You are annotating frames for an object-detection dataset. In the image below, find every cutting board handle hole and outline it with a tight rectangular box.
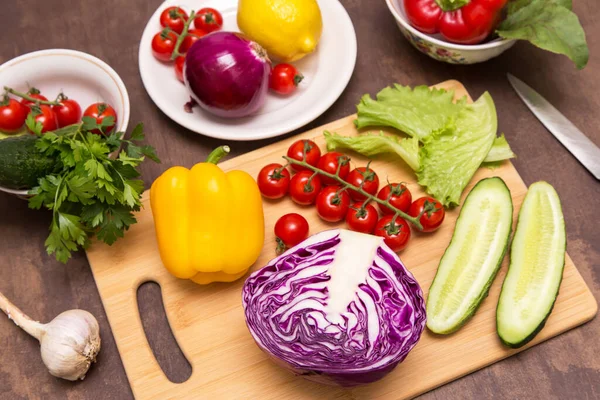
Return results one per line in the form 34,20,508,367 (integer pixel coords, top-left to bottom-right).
137,281,192,383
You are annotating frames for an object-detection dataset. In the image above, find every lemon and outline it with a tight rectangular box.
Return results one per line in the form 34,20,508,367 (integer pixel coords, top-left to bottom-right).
237,0,323,62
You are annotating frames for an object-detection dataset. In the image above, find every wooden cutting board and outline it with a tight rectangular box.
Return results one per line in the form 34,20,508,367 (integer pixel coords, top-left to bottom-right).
86,80,597,400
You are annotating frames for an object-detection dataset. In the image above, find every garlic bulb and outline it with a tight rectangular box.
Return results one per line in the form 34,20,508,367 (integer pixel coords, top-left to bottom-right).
0,290,101,381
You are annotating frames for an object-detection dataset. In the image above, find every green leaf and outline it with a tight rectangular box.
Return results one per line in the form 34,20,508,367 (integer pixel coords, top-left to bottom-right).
324,131,420,171
81,202,105,228
129,123,145,141
45,225,74,263
484,134,516,163
25,113,43,136
354,85,466,140
82,116,100,131
417,92,498,207
67,175,96,204
118,150,143,167
57,212,87,245
96,205,137,245
497,0,588,69
140,145,161,163
507,0,571,13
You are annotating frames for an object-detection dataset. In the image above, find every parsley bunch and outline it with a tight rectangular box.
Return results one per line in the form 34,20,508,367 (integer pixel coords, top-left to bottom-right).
27,116,160,263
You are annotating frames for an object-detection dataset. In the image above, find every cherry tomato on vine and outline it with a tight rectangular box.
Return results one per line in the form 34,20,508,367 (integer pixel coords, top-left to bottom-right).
0,97,28,133
194,8,223,33
270,64,304,95
160,6,189,34
29,105,58,134
346,202,378,234
346,165,380,202
175,55,186,83
20,89,48,109
274,213,309,254
377,183,412,215
52,96,82,128
316,186,350,222
180,28,207,53
257,163,291,199
408,197,445,232
152,30,178,62
316,152,350,185
287,139,321,172
375,215,411,252
289,170,322,205
83,102,117,135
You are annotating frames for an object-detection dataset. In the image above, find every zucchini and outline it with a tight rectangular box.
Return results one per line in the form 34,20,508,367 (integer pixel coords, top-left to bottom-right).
497,181,566,348
427,177,513,334
0,135,57,190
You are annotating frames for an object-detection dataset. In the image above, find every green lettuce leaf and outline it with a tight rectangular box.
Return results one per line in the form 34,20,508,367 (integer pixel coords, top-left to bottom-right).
324,131,420,171
486,134,516,162
497,0,588,69
355,85,466,140
417,92,497,207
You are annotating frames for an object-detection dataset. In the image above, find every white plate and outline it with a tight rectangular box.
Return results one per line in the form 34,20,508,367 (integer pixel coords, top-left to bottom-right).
139,0,357,141
0,49,130,197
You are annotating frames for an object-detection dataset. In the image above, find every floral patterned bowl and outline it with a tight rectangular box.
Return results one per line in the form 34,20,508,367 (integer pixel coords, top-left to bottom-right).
386,0,516,64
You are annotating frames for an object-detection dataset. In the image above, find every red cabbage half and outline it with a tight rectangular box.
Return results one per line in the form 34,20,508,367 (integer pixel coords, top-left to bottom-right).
242,229,426,386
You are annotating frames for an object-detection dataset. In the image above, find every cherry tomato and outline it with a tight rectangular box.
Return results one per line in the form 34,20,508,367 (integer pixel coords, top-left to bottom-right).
289,171,322,205
160,6,189,34
274,213,309,254
377,183,412,215
175,55,186,83
0,97,28,133
83,102,117,135
346,202,379,234
316,186,350,223
29,105,58,134
180,28,207,53
408,197,445,232
346,165,380,202
287,139,321,172
152,30,178,62
375,215,411,252
20,90,48,109
52,97,82,128
257,163,291,199
194,8,223,33
270,64,304,95
316,152,350,185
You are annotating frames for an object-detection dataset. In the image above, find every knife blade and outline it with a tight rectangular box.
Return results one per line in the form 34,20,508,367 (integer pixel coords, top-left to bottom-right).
507,73,600,180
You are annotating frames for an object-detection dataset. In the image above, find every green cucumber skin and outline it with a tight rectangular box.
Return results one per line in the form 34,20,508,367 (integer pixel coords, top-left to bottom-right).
0,135,57,189
427,177,513,335
496,181,566,348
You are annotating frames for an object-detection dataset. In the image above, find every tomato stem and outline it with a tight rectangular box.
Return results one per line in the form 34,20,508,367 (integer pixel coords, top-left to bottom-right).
171,10,197,60
283,156,423,230
4,86,60,106
206,145,230,164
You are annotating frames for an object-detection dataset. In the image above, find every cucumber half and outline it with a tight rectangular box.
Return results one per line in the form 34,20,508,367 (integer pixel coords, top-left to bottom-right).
497,181,566,348
427,177,513,334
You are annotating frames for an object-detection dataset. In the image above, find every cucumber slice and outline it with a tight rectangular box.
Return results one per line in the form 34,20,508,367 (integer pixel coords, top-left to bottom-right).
497,181,566,348
427,177,513,334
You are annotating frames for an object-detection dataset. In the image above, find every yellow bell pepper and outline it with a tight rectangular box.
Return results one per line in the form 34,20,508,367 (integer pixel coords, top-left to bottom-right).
150,146,264,284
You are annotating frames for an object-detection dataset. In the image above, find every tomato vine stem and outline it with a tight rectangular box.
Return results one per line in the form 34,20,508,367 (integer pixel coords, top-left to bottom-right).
282,155,424,231
4,86,60,106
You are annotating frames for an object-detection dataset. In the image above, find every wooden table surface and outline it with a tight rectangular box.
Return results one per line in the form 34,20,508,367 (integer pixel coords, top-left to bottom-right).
1,0,599,399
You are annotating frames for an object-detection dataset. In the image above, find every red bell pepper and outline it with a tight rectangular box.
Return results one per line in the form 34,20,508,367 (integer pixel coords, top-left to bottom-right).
403,0,508,45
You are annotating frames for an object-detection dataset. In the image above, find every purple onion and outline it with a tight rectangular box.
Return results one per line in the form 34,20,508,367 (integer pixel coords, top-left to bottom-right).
184,31,271,118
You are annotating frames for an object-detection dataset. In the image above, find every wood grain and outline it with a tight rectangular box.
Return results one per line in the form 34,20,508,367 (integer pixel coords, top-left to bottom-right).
1,0,600,399
86,81,597,400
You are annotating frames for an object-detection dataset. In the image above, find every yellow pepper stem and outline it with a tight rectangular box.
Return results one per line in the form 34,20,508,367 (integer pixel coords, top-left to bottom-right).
206,146,231,164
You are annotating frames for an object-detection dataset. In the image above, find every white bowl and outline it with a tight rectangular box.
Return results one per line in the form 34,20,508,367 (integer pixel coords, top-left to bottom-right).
386,0,516,64
0,49,130,197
